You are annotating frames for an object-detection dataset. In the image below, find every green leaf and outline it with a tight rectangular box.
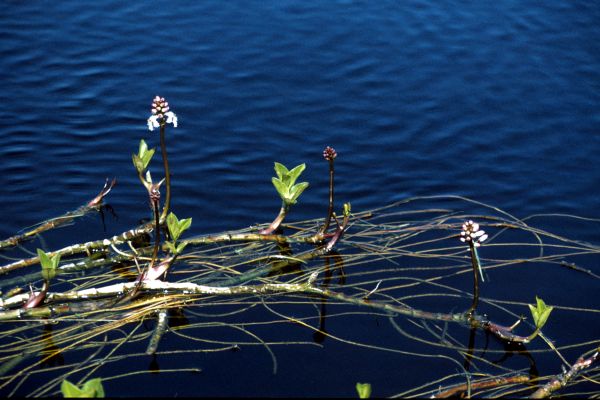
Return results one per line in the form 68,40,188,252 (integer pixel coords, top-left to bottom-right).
286,163,306,187
141,148,155,170
138,139,149,158
271,177,289,201
61,379,84,398
176,242,188,254
273,162,289,180
81,378,104,398
51,254,61,269
61,378,104,398
167,213,180,240
132,154,144,173
343,202,352,217
356,382,371,399
37,248,51,269
528,296,554,329
165,241,177,254
178,217,192,234
38,249,58,281
288,182,309,204
167,213,192,242
134,140,155,173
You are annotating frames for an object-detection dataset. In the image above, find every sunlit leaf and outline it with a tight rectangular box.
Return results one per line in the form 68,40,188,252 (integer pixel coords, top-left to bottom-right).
81,378,105,398
178,217,192,234
51,254,61,269
289,182,309,204
61,379,84,398
528,296,553,329
37,248,51,268
176,242,188,254
141,148,155,169
356,382,371,399
273,162,289,180
343,202,352,217
132,154,144,173
271,177,289,201
167,213,180,240
165,241,177,254
287,163,306,186
61,378,105,398
38,249,59,281
138,139,149,158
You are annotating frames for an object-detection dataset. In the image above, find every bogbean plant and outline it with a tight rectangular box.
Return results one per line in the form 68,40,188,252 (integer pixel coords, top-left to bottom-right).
459,220,553,343
22,95,554,337
259,162,309,234
24,249,60,309
15,96,560,397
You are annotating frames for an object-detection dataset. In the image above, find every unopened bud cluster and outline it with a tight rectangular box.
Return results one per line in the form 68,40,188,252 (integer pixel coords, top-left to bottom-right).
323,146,337,161
460,220,488,247
151,96,170,117
147,96,178,131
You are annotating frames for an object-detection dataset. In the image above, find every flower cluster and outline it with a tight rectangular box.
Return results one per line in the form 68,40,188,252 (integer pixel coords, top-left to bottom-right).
460,220,488,247
147,96,178,131
323,146,337,161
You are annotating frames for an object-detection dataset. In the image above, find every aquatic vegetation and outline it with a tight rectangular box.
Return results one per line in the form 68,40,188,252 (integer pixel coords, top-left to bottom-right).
61,378,104,398
356,382,372,398
0,98,598,398
259,162,309,235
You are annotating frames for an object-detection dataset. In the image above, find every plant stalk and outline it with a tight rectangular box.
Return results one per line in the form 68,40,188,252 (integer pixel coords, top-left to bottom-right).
159,123,170,223
259,204,289,235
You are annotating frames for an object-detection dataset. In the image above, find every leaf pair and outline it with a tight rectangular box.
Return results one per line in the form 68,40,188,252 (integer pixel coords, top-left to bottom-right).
271,162,309,206
37,249,60,281
132,139,155,174
61,378,104,398
356,382,371,399
165,212,192,255
528,296,553,330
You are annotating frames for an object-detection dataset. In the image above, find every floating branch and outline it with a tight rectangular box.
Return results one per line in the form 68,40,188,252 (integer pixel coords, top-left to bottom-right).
530,347,600,398
431,375,530,398
0,222,153,276
0,178,116,250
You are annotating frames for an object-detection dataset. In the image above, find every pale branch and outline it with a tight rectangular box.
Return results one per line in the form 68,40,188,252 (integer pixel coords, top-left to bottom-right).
431,375,530,398
529,347,600,398
0,223,153,276
146,309,169,355
0,272,534,346
0,221,339,277
183,231,323,246
0,273,320,312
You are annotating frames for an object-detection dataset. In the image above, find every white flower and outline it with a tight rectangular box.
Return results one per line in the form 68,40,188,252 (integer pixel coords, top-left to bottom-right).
460,220,487,246
147,115,160,131
165,111,178,128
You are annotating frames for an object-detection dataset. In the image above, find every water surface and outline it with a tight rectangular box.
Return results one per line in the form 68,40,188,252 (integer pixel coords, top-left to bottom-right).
0,1,598,397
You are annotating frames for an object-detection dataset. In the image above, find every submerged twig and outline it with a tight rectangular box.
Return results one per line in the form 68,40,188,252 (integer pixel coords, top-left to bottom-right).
146,309,169,355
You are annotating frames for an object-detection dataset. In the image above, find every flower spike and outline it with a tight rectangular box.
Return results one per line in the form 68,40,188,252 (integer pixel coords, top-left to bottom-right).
147,96,178,131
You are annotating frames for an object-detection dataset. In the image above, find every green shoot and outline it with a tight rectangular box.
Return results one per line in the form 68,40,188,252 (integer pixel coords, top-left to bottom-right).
132,139,155,174
165,212,192,255
356,382,371,399
526,296,554,342
61,378,104,398
37,249,60,281
272,162,309,206
528,296,553,330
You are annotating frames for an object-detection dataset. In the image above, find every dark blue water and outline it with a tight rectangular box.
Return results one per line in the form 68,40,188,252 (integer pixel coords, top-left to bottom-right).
1,1,599,397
